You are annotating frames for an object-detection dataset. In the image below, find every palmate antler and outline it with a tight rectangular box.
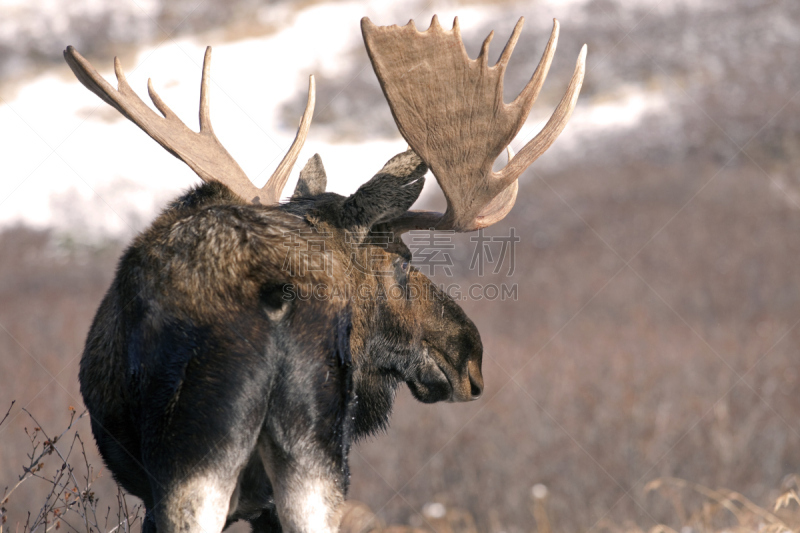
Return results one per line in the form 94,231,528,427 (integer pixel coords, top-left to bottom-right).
63,46,314,205
362,16,586,232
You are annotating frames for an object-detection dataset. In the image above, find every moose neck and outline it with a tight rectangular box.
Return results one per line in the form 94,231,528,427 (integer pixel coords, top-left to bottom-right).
350,366,401,438
338,249,407,439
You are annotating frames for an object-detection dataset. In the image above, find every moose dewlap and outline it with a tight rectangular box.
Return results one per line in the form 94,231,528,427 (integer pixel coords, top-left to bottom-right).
69,14,585,533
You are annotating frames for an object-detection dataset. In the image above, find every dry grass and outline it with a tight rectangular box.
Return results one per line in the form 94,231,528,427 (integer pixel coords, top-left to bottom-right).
0,229,126,532
335,476,800,533
0,401,142,533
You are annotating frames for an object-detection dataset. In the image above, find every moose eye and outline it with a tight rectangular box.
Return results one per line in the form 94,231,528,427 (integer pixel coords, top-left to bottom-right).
401,261,409,272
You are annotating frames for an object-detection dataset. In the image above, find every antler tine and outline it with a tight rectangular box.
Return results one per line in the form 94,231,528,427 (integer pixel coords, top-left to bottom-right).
262,75,316,204
362,16,586,233
496,18,524,69
513,19,559,112
199,46,213,133
477,31,494,68
64,46,315,205
496,43,586,190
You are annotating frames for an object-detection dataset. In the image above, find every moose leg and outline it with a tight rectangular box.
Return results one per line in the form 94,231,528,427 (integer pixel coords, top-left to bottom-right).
150,471,241,533
257,440,344,533
142,509,157,533
139,372,267,532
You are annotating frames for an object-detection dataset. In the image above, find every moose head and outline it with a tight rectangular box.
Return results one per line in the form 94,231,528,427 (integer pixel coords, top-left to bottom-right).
69,15,585,533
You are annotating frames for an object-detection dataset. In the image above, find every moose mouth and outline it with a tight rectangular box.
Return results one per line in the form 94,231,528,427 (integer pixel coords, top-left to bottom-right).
404,344,455,403
406,375,451,404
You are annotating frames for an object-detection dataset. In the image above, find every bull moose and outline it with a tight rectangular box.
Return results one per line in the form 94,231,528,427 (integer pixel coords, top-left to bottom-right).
68,14,586,533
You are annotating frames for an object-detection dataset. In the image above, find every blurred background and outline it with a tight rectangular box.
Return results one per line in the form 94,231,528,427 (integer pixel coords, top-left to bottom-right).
2,0,800,532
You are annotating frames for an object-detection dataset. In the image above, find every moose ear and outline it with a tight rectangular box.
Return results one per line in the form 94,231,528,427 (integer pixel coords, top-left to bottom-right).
341,150,426,231
292,154,327,198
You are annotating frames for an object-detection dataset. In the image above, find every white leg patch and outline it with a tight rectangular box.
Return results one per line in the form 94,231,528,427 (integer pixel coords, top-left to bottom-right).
258,440,344,533
290,478,336,533
160,476,233,533
271,466,343,533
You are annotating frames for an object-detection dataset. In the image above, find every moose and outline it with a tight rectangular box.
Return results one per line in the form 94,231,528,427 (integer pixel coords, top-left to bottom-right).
68,14,585,533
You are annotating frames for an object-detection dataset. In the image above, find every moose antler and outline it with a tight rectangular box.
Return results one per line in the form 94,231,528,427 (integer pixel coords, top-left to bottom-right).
362,16,586,232
63,46,315,205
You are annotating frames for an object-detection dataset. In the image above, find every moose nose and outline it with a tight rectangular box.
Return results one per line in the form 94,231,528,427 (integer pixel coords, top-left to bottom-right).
467,358,483,400
468,370,483,400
